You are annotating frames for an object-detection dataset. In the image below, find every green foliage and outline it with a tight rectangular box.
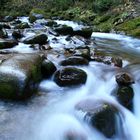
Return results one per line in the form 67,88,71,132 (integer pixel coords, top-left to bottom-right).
93,0,123,13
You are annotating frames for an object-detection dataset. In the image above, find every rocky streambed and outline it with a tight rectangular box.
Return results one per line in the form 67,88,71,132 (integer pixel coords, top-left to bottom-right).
0,15,140,140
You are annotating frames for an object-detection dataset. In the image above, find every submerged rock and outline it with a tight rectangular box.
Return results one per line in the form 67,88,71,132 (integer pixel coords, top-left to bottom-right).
23,33,48,45
0,39,18,49
60,56,89,66
53,67,87,87
0,54,42,100
115,72,135,86
41,59,57,78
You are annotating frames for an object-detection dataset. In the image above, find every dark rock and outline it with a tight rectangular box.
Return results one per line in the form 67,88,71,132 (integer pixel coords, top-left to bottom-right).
74,47,91,60
41,59,57,78
12,30,23,39
54,25,73,35
0,54,42,100
0,39,18,49
0,29,8,38
116,72,135,86
116,86,134,110
60,56,89,66
53,67,87,87
111,57,123,67
90,104,116,138
23,33,48,45
46,20,57,27
73,28,93,38
0,23,11,29
15,22,30,29
3,16,14,22
29,13,44,23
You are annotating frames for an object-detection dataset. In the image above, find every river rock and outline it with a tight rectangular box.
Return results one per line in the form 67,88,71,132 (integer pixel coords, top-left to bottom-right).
60,56,89,66
29,13,44,23
23,33,48,45
53,67,87,87
0,29,8,38
116,86,134,110
115,72,135,86
12,30,23,39
45,20,57,27
111,57,123,67
3,16,14,22
73,27,93,38
54,25,73,35
89,104,116,138
75,98,117,138
0,39,18,49
15,22,30,29
41,59,57,78
0,54,42,100
0,23,11,29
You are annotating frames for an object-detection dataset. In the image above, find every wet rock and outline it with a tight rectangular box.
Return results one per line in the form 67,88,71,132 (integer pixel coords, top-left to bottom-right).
0,54,42,100
111,57,123,67
29,13,44,23
53,67,87,87
0,29,8,38
60,56,89,66
75,97,120,138
41,59,57,78
89,104,116,138
116,86,134,110
15,22,30,29
54,25,73,35
0,39,18,49
74,47,91,60
73,27,93,38
0,23,11,29
45,20,57,27
115,72,135,86
3,16,14,22
12,30,23,39
23,33,48,45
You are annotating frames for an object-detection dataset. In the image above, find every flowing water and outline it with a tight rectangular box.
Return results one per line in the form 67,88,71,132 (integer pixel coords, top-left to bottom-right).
0,17,140,140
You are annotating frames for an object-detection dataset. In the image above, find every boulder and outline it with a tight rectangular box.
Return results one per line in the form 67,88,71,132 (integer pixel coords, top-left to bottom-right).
0,54,42,100
60,56,89,66
53,67,87,87
0,29,8,38
0,39,18,49
73,28,93,38
115,72,135,86
41,59,57,78
116,86,134,110
29,13,44,23
12,30,23,39
111,57,123,67
45,20,57,27
54,25,73,35
3,16,14,22
23,33,48,45
90,104,116,138
0,23,11,29
15,22,30,29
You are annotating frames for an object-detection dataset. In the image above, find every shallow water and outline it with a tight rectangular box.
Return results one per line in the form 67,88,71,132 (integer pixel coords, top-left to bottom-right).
0,18,140,140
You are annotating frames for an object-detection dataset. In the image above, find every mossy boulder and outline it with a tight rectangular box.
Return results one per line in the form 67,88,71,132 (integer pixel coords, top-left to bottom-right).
23,33,48,45
53,67,87,87
0,54,43,100
29,13,44,23
0,39,18,49
41,59,57,78
60,56,89,66
45,20,57,27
